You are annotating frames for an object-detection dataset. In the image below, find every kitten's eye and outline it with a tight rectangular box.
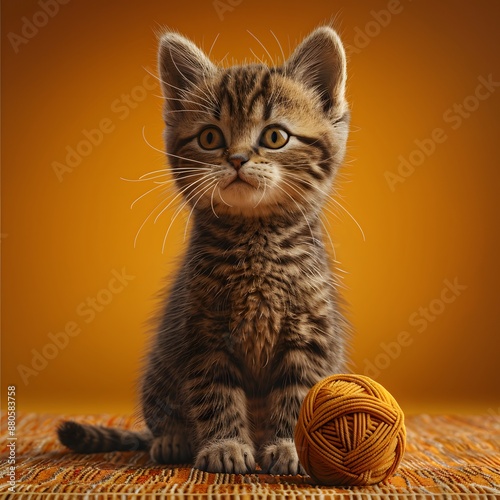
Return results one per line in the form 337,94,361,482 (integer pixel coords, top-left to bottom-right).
260,127,289,149
198,127,225,150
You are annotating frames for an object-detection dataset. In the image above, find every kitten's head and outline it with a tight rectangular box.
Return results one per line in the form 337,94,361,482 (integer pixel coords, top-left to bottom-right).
158,27,349,219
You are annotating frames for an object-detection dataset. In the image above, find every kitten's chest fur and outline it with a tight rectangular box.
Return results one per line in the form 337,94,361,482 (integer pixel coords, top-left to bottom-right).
226,230,285,380
188,218,314,384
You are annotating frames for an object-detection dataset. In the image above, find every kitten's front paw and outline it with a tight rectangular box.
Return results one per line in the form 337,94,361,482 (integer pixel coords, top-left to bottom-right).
150,434,192,464
259,439,305,475
194,439,256,474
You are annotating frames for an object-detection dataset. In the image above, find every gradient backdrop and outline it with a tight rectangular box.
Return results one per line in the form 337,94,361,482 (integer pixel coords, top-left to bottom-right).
2,0,499,416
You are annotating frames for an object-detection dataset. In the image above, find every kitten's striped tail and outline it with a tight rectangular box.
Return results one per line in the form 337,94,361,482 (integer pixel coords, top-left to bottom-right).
57,421,152,453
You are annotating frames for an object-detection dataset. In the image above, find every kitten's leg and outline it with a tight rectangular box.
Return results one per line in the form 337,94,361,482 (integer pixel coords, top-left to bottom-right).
259,386,307,475
149,418,192,464
186,356,255,474
142,369,193,464
259,349,320,475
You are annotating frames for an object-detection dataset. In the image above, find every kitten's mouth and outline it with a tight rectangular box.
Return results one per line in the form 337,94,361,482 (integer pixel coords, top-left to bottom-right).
230,178,250,187
224,172,258,190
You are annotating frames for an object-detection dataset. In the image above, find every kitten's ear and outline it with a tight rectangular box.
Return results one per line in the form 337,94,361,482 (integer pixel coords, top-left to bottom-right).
284,27,347,113
158,32,216,106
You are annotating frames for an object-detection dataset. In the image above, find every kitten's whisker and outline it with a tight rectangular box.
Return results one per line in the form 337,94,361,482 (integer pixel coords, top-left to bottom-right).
160,167,211,175
247,30,276,67
121,174,169,183
142,65,159,79
283,171,339,206
126,168,209,184
184,180,217,241
319,215,337,263
284,172,338,208
173,167,212,171
162,177,216,253
154,174,215,224
133,173,213,248
208,33,220,60
317,192,365,242
279,177,310,204
151,171,211,187
162,96,213,112
217,186,233,207
131,182,168,209
140,169,169,179
210,182,220,218
249,49,272,71
163,151,221,169
142,127,167,156
322,204,343,222
218,52,229,66
270,30,286,66
253,177,268,209
134,190,171,248
282,171,365,242
275,183,317,246
164,175,216,224
282,172,336,201
278,178,323,245
161,200,189,254
200,60,219,107
174,172,214,182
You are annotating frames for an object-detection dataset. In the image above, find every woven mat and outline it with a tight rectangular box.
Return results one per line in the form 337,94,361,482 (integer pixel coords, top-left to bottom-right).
1,412,499,499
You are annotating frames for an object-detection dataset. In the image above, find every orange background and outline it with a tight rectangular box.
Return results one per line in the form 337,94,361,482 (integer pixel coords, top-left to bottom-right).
2,0,499,416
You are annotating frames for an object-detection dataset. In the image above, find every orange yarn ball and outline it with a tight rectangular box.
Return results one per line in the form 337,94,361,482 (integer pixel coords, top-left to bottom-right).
295,374,406,486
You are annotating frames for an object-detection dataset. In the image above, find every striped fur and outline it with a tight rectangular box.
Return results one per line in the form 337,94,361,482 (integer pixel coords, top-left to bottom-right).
58,27,351,475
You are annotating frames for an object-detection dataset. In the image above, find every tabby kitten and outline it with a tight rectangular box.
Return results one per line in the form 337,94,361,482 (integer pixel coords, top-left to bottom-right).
58,26,350,475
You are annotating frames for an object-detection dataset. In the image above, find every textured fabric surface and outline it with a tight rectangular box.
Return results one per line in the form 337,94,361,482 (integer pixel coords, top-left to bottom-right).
1,412,499,499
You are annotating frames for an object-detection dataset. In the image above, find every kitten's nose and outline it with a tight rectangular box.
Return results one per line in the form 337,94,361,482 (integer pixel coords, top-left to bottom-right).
228,153,249,171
